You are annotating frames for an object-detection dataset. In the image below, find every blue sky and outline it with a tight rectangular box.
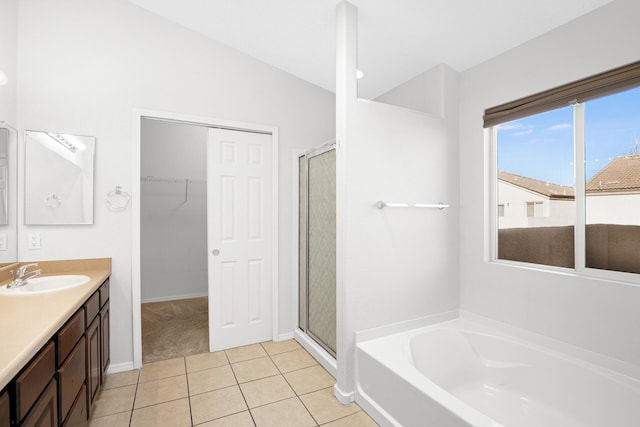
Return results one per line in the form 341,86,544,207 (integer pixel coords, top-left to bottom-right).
497,86,640,186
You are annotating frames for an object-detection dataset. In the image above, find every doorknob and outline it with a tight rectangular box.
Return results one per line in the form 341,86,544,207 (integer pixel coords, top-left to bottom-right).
212,249,220,256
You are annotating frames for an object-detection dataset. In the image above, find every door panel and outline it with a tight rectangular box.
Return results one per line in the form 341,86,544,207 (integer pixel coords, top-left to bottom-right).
208,128,272,351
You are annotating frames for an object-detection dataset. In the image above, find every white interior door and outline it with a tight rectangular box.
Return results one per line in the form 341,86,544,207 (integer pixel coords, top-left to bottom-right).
207,128,273,351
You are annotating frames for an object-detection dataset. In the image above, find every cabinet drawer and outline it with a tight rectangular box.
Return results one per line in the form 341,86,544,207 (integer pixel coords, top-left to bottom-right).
62,383,87,427
0,389,9,427
15,341,55,422
99,280,109,307
57,309,85,365
85,291,100,326
58,337,86,424
21,378,57,427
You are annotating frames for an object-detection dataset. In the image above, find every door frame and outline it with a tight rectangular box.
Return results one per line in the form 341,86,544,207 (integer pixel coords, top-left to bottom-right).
131,108,279,369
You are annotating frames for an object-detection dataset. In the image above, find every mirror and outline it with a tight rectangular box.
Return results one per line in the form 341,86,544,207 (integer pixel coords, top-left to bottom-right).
0,128,8,225
25,130,95,225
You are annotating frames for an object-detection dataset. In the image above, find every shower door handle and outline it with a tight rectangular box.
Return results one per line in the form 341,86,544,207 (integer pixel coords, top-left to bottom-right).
212,249,220,256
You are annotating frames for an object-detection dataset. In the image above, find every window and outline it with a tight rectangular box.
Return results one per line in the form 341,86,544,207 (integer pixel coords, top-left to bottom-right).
487,61,640,275
526,202,544,217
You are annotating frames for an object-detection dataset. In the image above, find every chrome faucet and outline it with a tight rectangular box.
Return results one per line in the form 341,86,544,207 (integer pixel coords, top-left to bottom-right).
7,263,42,289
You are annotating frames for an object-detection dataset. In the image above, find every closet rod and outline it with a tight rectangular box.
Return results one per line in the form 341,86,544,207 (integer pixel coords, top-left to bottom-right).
376,201,449,210
141,176,206,203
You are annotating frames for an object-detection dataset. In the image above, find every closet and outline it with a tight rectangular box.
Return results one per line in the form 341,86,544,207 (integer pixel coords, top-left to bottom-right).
140,118,209,363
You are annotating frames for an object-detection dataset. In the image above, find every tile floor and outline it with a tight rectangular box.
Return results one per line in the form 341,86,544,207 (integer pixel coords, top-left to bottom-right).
89,340,379,426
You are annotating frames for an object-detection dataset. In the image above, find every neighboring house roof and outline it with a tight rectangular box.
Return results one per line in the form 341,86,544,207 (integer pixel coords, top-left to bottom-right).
498,172,575,199
585,154,640,193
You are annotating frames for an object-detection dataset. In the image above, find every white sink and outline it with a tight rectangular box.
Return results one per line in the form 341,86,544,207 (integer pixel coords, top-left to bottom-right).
0,275,91,295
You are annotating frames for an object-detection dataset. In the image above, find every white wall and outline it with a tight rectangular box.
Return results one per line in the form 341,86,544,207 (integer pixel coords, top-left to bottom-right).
140,119,208,302
0,0,19,263
460,0,640,368
336,2,460,396
374,65,448,116
586,194,640,225
498,182,575,228
16,0,335,369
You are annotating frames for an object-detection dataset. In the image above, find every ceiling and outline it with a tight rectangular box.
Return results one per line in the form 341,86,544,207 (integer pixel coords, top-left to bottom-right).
127,0,612,99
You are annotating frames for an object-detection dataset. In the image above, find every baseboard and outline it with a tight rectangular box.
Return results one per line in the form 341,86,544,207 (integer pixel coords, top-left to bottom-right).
106,361,136,374
141,292,208,304
277,331,295,341
334,383,355,404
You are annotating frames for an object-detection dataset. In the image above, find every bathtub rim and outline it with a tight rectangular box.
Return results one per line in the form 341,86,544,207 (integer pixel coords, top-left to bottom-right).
355,313,640,427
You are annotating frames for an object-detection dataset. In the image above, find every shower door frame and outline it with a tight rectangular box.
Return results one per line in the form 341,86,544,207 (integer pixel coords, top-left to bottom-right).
295,141,337,364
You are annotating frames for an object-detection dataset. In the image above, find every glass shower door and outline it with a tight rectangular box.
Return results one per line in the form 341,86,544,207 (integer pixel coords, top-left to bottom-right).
298,147,336,356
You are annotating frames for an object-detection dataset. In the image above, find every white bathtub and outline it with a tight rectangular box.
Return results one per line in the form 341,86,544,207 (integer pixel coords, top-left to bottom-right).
356,319,640,427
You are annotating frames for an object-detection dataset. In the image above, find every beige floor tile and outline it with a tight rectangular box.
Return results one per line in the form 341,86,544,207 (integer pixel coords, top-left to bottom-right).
139,357,186,382
270,349,317,373
134,374,188,408
186,350,229,372
102,370,140,390
131,398,192,427
88,411,132,427
196,411,255,426
300,388,360,425
91,385,136,418
190,385,248,425
321,411,379,426
284,365,335,395
188,364,237,395
239,375,295,408
231,356,279,383
251,397,315,427
225,343,268,363
260,339,302,355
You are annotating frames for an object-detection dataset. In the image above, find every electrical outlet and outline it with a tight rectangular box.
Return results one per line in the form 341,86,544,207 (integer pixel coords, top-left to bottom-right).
28,232,41,250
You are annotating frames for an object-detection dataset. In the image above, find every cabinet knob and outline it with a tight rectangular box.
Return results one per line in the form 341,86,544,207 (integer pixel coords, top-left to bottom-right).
212,249,220,256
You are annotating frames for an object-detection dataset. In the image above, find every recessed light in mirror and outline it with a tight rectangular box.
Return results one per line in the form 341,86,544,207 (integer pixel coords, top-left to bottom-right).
356,69,365,80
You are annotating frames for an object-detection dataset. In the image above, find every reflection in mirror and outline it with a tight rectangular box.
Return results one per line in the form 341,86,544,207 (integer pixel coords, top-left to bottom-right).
0,128,7,225
25,130,95,225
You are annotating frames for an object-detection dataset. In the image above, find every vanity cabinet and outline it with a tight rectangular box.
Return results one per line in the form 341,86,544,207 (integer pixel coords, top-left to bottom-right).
0,389,9,427
6,277,110,426
15,341,56,424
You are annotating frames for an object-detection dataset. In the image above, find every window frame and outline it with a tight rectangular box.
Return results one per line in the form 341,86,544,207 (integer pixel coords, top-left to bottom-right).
488,99,640,285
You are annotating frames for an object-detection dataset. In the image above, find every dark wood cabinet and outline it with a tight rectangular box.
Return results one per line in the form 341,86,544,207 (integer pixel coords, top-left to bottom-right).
84,318,100,419
57,338,86,425
100,304,110,380
0,389,9,427
15,342,56,423
5,277,110,427
21,379,57,427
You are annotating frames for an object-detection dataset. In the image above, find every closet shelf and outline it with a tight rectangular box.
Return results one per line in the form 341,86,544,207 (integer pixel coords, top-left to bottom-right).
141,176,206,184
141,176,206,203
376,201,449,210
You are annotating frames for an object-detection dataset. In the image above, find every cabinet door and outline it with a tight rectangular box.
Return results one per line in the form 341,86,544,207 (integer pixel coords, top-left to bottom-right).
15,341,55,422
58,337,86,425
21,379,57,427
0,389,9,427
85,318,100,417
100,302,110,380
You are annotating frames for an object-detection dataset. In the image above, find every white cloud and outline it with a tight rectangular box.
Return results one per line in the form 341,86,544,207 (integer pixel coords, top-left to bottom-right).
548,123,572,131
511,129,533,136
498,123,522,130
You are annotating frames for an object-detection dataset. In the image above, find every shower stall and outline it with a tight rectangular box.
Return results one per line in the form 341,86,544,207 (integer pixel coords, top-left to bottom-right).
298,144,337,357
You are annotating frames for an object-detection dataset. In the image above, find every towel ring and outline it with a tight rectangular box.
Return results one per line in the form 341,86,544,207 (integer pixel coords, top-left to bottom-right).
106,186,130,211
44,194,61,208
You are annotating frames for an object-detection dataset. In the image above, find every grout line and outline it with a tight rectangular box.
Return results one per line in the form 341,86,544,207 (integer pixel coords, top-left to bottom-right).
182,357,195,427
